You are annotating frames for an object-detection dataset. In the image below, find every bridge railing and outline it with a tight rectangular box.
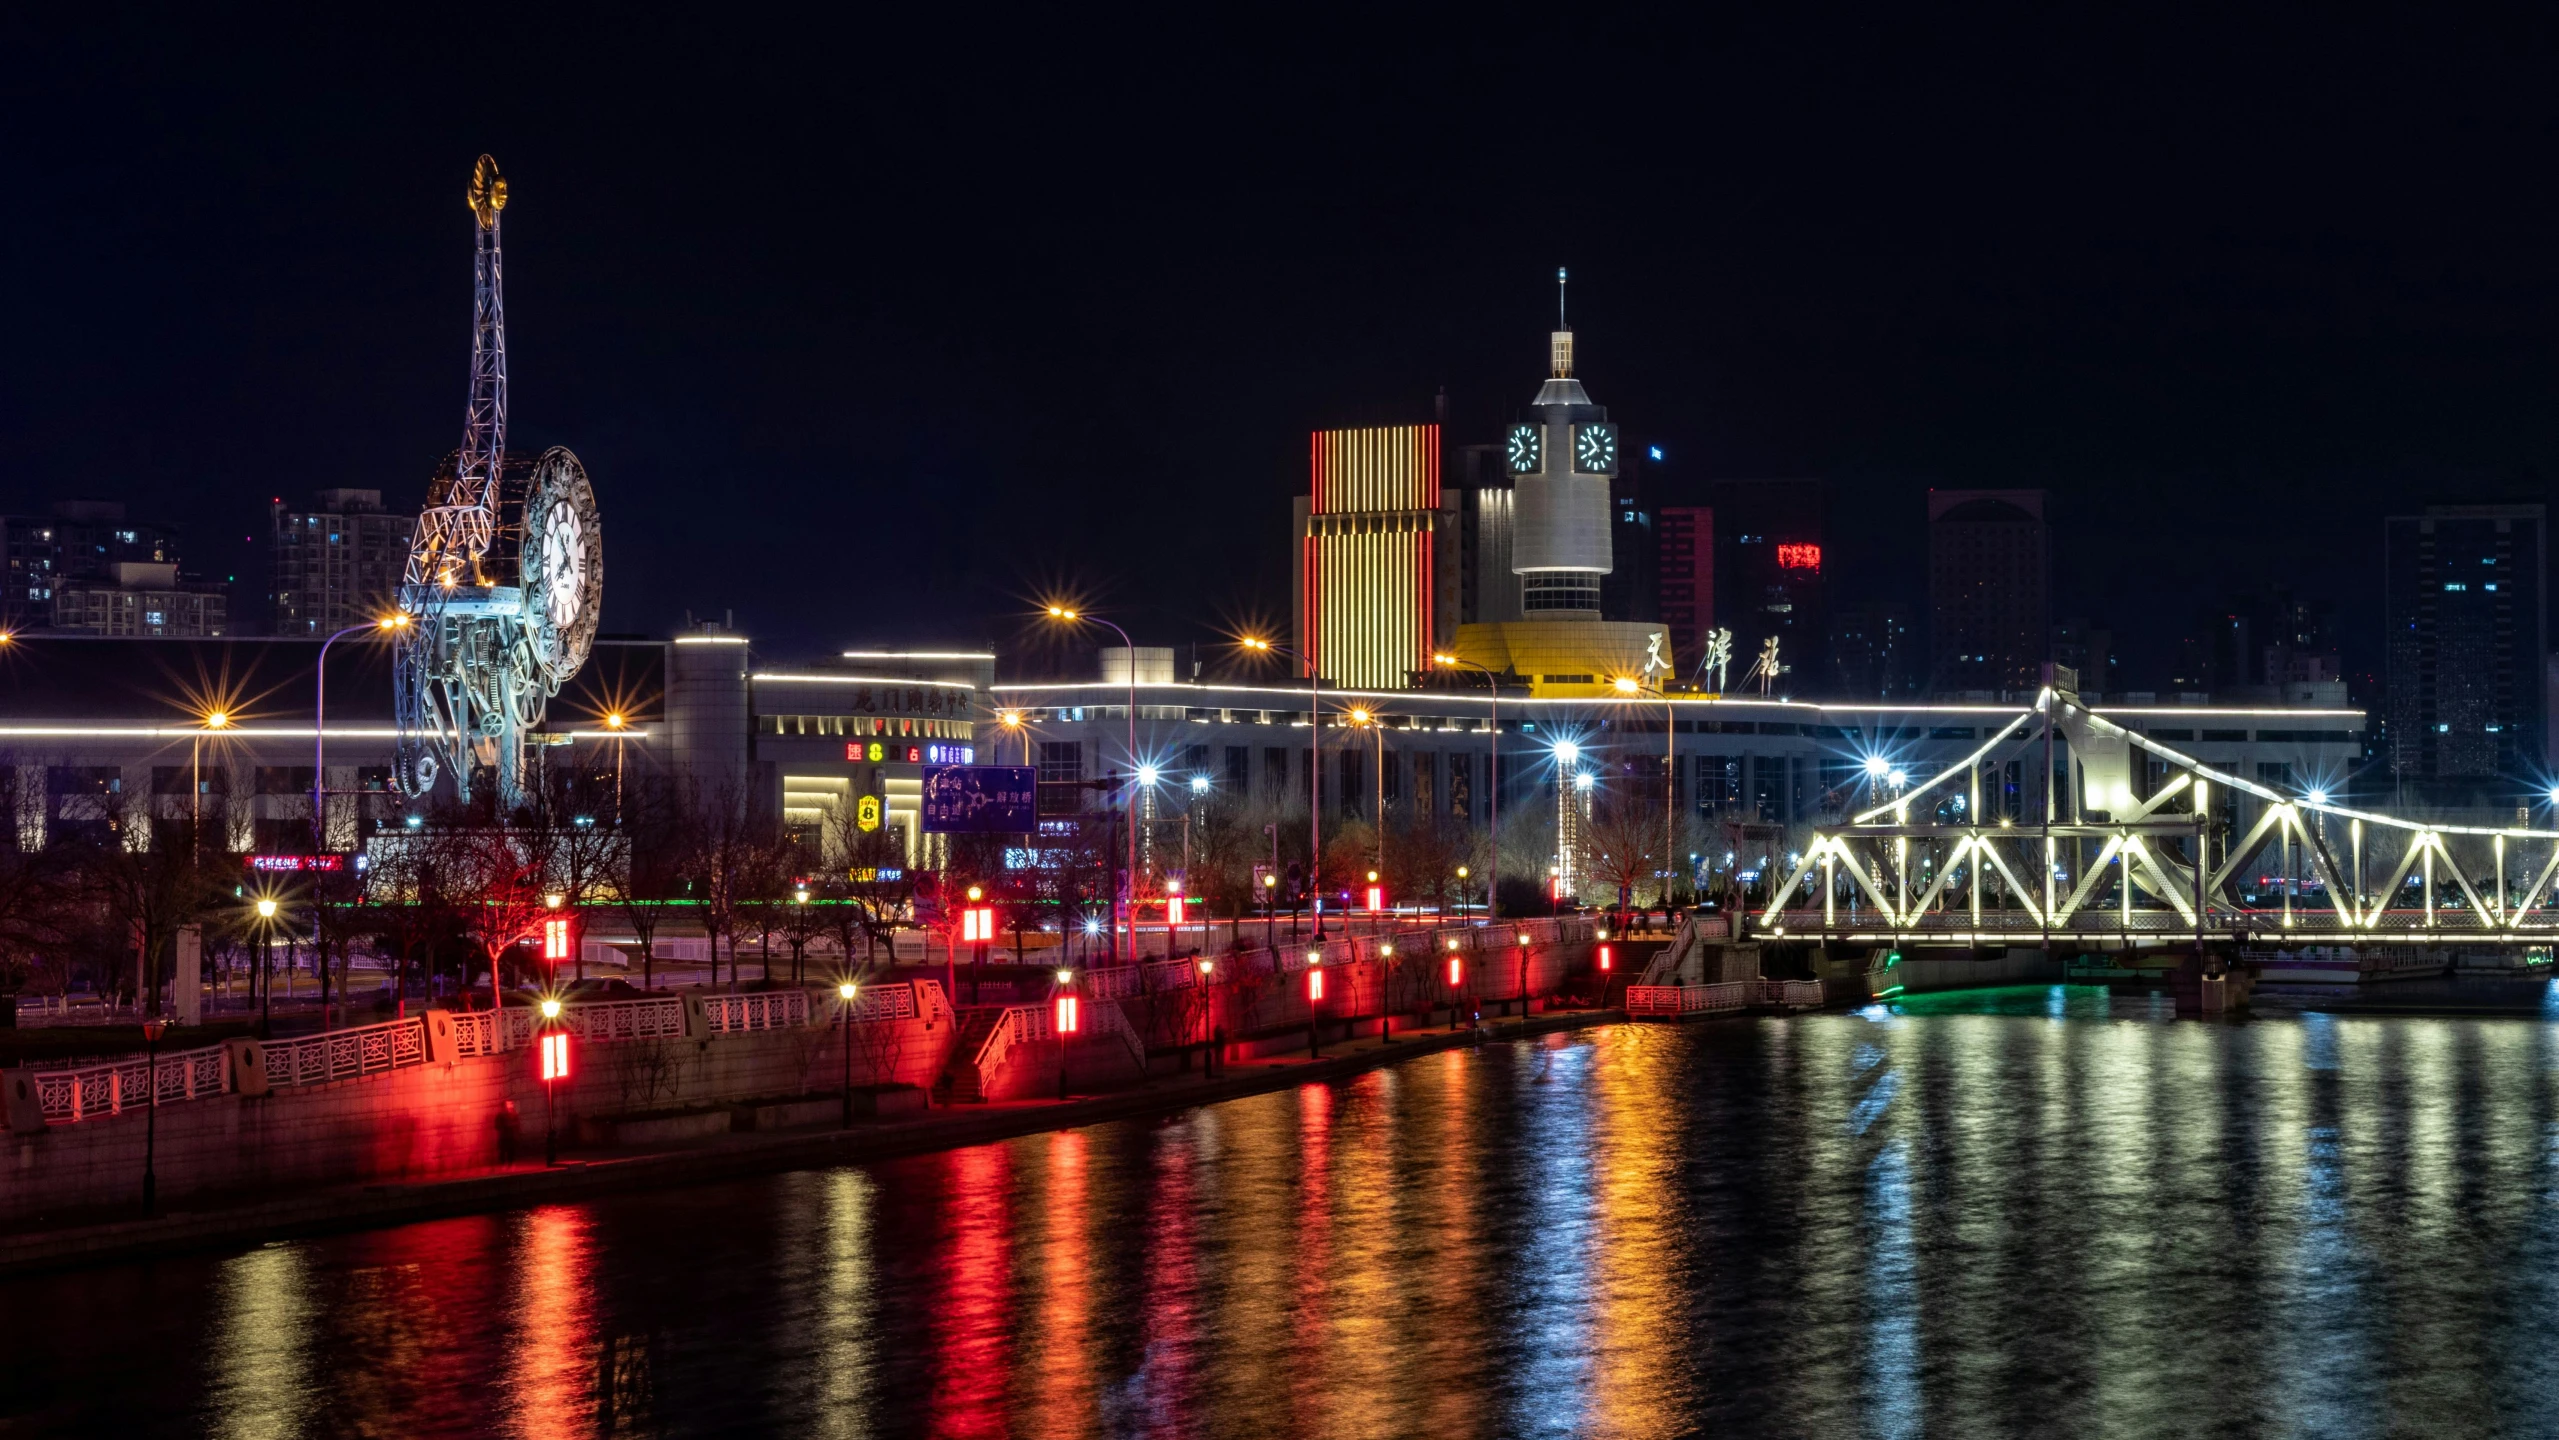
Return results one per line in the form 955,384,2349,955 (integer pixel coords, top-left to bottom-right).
697,990,812,1034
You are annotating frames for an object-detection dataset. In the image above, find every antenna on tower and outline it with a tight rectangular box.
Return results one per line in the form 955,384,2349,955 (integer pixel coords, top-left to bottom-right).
1557,266,1568,329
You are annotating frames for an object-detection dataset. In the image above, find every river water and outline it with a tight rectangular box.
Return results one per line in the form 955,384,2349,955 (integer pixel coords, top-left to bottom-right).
9,987,2559,1438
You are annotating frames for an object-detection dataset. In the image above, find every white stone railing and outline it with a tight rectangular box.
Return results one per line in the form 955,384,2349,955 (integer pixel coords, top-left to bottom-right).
499,995,689,1049
697,989,810,1034
265,1015,428,1089
33,1043,231,1122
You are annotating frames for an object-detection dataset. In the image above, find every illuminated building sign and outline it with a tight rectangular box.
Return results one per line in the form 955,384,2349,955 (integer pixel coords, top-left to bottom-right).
844,741,976,764
247,854,345,873
1776,544,1821,571
855,795,883,832
922,765,1035,833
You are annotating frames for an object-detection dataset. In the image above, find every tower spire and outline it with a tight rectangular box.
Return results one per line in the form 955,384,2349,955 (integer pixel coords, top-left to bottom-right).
1550,266,1573,378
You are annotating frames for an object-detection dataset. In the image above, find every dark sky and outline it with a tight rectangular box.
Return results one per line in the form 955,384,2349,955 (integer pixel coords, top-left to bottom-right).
6,10,2557,687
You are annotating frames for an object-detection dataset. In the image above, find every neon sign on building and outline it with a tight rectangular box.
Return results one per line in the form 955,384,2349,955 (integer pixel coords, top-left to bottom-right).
1775,543,1822,571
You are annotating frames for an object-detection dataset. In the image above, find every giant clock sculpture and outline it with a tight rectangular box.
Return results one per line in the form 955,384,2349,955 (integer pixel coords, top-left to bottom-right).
393,156,604,809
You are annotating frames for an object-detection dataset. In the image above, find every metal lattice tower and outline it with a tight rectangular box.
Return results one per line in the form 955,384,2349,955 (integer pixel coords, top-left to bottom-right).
394,156,605,810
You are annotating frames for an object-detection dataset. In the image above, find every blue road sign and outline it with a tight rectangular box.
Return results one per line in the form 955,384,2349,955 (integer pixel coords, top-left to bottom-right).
922,766,1037,833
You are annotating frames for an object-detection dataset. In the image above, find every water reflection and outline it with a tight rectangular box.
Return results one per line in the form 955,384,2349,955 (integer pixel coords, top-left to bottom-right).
23,995,2559,1436
208,1245,314,1440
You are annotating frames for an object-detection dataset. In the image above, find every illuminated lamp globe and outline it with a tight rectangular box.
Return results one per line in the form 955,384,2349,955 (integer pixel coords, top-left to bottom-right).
539,998,562,1019
1864,755,1889,777
839,982,857,1001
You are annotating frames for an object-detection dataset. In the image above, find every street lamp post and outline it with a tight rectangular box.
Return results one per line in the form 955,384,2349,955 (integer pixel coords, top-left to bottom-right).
140,1017,163,1215
1432,655,1499,929
254,897,279,1037
1054,968,1077,1100
194,709,229,862
1243,638,1326,938
313,614,408,853
837,980,857,1128
1047,609,1141,959
1613,675,1677,924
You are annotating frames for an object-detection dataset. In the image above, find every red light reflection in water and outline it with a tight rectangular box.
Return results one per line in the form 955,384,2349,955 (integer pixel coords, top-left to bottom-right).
1132,1125,1203,1427
929,1142,1017,1438
503,1205,596,1440
1287,1082,1336,1431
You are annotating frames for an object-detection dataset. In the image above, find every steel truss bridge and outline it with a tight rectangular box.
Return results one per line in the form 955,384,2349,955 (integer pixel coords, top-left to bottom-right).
1758,689,2559,950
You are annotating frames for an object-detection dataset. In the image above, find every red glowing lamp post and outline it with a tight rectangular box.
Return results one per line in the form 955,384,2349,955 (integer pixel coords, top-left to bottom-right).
537,998,569,1166
1306,952,1325,1058
1054,968,1079,1100
1445,936,1466,1032
962,887,995,1003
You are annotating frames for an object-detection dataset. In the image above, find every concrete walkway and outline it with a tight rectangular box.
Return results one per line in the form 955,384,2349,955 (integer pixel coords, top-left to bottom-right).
0,1005,1623,1278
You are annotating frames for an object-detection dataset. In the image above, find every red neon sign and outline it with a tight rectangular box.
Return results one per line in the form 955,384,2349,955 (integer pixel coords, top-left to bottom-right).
1055,995,1080,1033
1776,543,1821,571
540,1032,571,1081
247,854,345,873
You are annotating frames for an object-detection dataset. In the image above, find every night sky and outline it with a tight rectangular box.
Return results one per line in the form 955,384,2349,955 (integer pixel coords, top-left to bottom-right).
7,12,2557,688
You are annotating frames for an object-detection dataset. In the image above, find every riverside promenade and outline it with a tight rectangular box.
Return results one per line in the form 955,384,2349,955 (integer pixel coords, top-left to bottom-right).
0,1001,1617,1278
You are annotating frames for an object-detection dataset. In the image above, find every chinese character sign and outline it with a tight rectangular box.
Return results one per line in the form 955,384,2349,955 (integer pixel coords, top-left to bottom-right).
921,766,1037,833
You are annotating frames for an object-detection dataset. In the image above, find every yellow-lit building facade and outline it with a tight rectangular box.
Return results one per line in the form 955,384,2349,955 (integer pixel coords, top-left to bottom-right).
1293,424,1452,690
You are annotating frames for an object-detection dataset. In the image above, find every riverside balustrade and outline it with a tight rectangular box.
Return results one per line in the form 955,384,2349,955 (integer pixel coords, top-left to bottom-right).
1625,978,1827,1018
33,1043,231,1122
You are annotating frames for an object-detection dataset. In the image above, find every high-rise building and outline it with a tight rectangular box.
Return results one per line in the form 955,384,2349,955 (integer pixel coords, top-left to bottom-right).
53,561,228,637
1657,505,1713,676
1710,480,1825,691
0,501,184,630
2384,503,2548,791
271,489,418,636
1927,489,2048,694
1601,443,1658,624
1829,602,1915,699
1292,425,1451,689
1450,442,1521,625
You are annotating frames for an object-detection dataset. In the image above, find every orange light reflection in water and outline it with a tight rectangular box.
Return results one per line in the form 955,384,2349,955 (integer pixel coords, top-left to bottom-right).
1320,1070,1406,1440
1024,1127,1095,1436
1416,1047,1487,1435
502,1205,597,1440
929,1142,1017,1438
1583,1027,1690,1438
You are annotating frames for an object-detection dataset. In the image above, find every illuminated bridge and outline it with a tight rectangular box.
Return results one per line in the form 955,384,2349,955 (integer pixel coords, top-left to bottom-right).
1759,686,2559,950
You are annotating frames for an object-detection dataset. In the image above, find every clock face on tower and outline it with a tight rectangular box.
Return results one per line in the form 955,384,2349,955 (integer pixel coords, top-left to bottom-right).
1506,423,1542,475
1573,422,1618,475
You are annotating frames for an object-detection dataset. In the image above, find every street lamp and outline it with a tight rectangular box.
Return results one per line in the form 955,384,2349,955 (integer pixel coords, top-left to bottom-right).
1047,607,1142,958
140,1017,164,1215
1612,673,1678,923
313,614,409,853
837,980,858,1127
1243,637,1327,938
1305,950,1325,1057
1454,865,1470,925
1377,939,1395,1043
1344,706,1389,880
254,896,280,1037
1433,654,1500,932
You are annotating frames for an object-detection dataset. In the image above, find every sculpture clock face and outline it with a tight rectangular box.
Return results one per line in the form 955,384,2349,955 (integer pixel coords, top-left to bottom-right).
1506,423,1542,474
542,506,586,632
1573,422,1618,475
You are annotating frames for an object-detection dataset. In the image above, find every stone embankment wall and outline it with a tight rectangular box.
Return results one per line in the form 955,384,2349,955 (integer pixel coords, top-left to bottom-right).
0,1008,957,1225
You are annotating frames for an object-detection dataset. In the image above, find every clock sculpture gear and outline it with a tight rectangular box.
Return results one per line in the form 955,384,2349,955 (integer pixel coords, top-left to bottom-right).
393,155,604,810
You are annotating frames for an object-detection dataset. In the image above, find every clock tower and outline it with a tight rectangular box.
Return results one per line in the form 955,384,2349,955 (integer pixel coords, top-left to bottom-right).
1506,272,1616,618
